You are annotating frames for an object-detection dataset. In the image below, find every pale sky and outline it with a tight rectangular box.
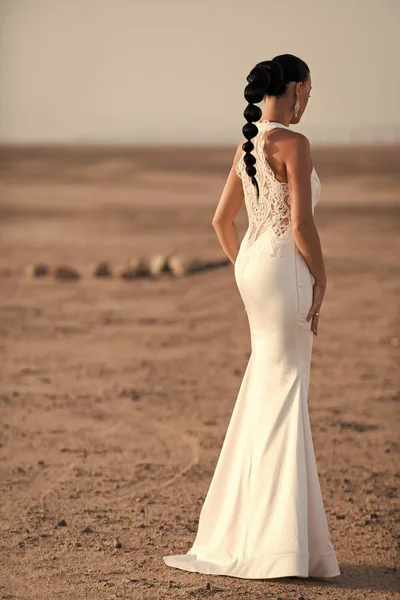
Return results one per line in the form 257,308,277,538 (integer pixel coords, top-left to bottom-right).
0,0,399,145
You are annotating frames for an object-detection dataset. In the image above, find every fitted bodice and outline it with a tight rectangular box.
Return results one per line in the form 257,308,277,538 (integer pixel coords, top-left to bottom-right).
235,120,321,257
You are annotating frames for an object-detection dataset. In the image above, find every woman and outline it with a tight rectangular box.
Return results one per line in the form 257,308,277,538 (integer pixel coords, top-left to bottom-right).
163,54,340,580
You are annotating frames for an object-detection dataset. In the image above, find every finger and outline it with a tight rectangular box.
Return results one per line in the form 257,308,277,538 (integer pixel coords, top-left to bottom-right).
307,302,322,322
306,304,317,321
312,313,319,335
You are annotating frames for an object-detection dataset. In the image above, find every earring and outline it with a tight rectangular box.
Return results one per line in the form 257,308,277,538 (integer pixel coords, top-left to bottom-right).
294,97,300,118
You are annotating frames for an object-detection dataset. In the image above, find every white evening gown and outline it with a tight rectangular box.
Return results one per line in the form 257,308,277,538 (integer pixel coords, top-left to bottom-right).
163,120,340,579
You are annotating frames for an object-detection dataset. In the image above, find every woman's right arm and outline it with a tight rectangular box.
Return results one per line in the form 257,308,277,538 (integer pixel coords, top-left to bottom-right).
285,133,327,334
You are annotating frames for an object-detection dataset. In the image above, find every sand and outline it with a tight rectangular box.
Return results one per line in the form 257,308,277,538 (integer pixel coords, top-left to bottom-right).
0,144,399,599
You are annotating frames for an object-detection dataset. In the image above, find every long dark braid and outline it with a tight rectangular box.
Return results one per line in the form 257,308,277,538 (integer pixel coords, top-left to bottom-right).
241,54,310,198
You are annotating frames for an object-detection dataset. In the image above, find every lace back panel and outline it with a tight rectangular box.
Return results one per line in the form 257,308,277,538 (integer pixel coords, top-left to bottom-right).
235,123,292,257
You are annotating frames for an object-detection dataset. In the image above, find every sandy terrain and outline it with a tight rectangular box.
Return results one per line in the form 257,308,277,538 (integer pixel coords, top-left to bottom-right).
0,144,399,599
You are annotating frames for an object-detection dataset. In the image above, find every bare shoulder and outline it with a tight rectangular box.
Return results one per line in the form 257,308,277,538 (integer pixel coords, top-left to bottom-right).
288,130,311,151
282,130,312,171
266,128,310,150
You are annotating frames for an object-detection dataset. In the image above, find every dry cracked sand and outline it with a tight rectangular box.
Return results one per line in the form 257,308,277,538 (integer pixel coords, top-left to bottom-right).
0,144,399,599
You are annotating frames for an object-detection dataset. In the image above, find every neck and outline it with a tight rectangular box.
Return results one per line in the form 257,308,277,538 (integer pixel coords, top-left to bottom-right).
260,113,291,127
260,100,293,127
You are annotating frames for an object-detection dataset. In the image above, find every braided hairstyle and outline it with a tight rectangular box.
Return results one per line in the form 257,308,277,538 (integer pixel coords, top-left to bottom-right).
241,53,310,198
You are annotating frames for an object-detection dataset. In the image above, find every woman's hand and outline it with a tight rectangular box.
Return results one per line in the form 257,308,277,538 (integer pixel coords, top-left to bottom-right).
306,280,326,335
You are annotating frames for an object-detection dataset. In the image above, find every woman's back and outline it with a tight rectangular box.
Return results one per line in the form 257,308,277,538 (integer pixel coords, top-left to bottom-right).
235,120,321,257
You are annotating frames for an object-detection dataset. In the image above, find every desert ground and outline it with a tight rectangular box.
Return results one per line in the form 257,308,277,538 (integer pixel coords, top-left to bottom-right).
0,144,399,600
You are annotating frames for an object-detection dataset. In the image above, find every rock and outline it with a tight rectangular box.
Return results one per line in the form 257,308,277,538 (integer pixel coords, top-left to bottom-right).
93,261,112,277
364,519,378,526
168,581,182,589
57,519,67,527
26,263,49,277
148,254,172,277
119,388,140,401
117,256,149,279
130,256,150,275
81,526,94,534
169,254,229,276
339,421,378,432
53,265,80,280
167,254,204,277
103,311,113,324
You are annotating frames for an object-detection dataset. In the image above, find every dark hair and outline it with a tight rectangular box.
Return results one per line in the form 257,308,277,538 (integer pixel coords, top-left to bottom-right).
241,54,310,197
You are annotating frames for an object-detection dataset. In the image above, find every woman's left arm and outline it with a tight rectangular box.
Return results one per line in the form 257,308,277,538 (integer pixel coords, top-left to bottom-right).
212,141,245,265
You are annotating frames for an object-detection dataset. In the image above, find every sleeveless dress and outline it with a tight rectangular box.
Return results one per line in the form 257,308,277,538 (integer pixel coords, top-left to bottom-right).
163,120,341,579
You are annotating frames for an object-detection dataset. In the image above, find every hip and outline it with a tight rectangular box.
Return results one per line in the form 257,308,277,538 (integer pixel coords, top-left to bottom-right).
234,233,313,325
